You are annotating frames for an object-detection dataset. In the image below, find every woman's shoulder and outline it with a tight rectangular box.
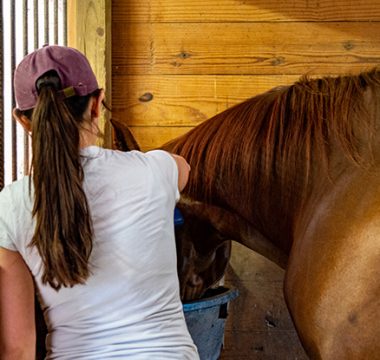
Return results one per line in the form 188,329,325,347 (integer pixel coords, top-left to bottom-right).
144,149,177,168
102,148,175,169
81,146,173,163
0,177,30,206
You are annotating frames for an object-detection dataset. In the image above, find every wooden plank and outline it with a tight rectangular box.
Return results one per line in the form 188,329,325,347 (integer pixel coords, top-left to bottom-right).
124,126,193,151
67,0,112,147
67,0,108,89
112,0,380,23
220,242,308,359
112,22,380,75
112,75,299,126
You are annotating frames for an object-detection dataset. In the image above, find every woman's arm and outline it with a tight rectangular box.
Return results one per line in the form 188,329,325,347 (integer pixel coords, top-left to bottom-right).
170,154,191,192
0,247,35,359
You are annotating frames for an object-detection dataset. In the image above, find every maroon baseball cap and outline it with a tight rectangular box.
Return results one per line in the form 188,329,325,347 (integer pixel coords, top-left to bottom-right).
14,45,99,111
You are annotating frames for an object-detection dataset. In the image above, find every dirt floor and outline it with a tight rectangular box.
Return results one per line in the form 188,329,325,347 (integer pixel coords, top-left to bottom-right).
220,242,308,360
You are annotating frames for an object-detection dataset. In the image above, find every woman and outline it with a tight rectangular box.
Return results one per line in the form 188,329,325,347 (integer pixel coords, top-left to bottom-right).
0,45,198,359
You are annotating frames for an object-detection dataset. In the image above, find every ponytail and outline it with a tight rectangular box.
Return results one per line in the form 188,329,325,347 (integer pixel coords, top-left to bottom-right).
28,79,100,290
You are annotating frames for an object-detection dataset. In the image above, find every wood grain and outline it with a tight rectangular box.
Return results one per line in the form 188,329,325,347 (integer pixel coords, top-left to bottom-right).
123,126,193,150
112,75,299,126
68,0,112,147
112,0,380,23
112,22,380,75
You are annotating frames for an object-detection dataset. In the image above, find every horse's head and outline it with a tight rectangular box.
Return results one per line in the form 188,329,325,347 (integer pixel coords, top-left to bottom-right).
175,201,231,301
175,199,288,300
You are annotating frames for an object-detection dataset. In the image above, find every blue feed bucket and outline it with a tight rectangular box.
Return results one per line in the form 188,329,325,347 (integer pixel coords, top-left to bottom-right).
182,287,239,360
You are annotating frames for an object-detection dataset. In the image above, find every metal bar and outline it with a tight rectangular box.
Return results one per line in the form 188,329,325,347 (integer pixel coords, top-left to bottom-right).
34,0,39,49
23,0,30,176
11,0,17,181
0,0,4,190
54,0,58,44
23,0,28,54
63,0,67,45
44,0,49,44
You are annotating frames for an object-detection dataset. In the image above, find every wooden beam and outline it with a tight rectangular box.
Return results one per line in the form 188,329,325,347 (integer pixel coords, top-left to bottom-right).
112,74,300,126
67,0,112,148
112,22,380,76
112,0,380,23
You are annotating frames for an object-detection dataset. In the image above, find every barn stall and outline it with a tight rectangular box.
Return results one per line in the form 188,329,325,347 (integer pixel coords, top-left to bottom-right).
108,1,380,358
2,0,380,359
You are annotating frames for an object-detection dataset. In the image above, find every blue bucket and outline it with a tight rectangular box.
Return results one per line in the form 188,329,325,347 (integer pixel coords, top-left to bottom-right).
183,287,239,360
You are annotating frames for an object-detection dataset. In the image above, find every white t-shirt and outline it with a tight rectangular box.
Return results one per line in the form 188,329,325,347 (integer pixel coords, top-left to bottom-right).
0,146,199,359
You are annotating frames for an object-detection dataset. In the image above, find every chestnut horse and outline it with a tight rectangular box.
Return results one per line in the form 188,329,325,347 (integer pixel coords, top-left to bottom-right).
114,70,380,359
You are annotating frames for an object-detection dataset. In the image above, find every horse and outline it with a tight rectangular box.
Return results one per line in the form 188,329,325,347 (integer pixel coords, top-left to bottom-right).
113,69,380,359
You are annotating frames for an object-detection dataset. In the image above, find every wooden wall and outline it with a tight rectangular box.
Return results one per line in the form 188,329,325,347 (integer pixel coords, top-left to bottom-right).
112,0,380,150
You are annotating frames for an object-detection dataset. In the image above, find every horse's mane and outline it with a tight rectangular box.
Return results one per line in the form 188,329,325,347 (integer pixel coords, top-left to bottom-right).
163,69,380,213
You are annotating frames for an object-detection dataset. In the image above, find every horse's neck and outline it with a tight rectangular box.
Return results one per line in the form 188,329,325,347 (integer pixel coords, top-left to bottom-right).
179,198,289,269
254,85,380,254
369,87,380,162
221,155,362,257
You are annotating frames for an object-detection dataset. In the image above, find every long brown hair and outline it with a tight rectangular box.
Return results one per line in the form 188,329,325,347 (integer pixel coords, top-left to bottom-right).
21,73,101,290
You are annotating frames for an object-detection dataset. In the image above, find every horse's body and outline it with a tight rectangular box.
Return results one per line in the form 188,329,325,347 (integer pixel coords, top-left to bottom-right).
157,71,380,359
